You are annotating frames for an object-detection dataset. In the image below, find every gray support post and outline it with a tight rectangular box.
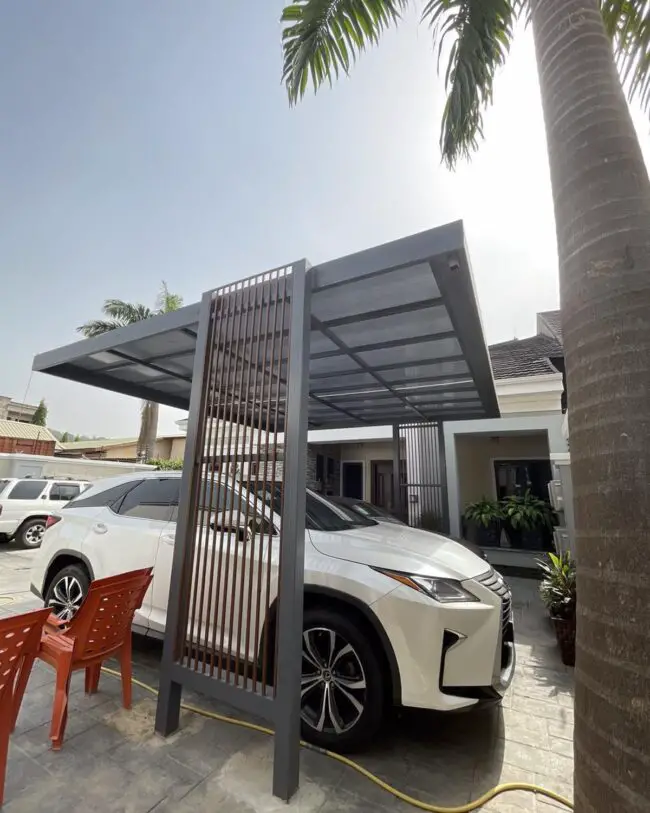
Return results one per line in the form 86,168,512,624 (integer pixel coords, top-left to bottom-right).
272,261,312,801
437,421,450,535
392,423,402,519
155,290,214,737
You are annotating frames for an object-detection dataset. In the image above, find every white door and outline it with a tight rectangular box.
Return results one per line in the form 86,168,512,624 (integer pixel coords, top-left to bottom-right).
81,477,181,628
151,483,279,673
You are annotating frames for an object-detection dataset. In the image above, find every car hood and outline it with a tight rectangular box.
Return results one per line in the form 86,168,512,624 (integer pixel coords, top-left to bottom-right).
309,522,490,581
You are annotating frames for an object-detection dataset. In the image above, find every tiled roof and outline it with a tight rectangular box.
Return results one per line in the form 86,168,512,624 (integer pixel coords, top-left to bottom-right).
0,420,58,442
489,334,564,379
537,310,563,342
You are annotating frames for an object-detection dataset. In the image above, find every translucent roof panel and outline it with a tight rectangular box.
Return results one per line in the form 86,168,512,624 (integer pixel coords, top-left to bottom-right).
32,221,499,428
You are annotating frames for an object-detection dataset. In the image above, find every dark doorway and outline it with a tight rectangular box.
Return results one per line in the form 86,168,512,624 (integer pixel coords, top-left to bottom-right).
494,459,552,501
341,462,363,500
371,460,393,511
493,458,554,551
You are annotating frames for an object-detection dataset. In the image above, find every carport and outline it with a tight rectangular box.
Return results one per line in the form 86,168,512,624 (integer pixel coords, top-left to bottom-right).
32,220,499,801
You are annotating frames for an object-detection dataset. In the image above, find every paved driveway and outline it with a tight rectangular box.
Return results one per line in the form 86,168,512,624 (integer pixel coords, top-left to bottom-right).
0,546,573,812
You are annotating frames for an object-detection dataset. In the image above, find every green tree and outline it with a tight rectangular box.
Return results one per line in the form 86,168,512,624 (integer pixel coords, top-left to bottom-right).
280,2,650,810
31,399,47,427
78,281,183,461
60,431,71,443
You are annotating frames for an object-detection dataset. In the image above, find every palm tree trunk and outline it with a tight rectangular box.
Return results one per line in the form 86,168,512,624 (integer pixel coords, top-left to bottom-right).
137,401,159,461
531,1,650,809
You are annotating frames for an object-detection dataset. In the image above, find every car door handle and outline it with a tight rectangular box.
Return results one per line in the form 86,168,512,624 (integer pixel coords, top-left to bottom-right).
161,533,175,546
92,522,108,535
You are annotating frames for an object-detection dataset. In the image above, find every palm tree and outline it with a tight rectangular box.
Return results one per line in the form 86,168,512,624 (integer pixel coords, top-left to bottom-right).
78,282,183,461
280,2,650,810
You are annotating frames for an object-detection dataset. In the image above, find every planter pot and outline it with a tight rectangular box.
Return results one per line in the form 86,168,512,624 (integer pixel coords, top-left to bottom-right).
465,521,501,547
503,525,546,551
552,615,576,667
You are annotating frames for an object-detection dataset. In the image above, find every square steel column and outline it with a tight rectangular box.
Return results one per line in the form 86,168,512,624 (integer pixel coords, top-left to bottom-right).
392,423,402,520
155,290,214,737
272,260,311,800
437,421,450,534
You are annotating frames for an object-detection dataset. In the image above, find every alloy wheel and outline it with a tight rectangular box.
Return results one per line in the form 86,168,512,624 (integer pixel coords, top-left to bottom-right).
301,626,367,735
48,576,84,621
24,523,45,547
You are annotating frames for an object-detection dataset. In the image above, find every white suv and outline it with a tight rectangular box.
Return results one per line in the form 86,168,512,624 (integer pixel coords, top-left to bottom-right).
29,472,514,750
0,478,90,548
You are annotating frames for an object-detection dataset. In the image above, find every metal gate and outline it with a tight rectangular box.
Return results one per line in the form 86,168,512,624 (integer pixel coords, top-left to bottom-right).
155,261,311,801
396,421,449,534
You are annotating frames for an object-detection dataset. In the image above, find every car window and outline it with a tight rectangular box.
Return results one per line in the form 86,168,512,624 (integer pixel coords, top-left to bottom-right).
329,501,376,528
63,480,142,510
117,478,181,522
6,480,47,500
359,502,398,521
255,486,366,532
49,483,81,502
169,481,244,524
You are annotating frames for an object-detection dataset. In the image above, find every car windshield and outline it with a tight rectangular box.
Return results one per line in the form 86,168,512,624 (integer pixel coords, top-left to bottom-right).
252,484,376,532
356,502,402,522
0,479,10,497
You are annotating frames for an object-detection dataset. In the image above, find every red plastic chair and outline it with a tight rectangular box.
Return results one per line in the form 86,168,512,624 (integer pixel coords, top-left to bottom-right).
37,568,153,750
0,607,51,806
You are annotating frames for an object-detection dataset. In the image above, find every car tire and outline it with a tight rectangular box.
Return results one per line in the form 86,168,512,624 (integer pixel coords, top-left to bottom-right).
17,518,47,549
44,563,90,621
299,606,385,753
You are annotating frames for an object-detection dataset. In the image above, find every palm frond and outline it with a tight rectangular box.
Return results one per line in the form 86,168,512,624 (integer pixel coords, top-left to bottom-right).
76,319,127,337
422,0,518,167
281,0,409,103
602,0,650,114
156,281,184,314
102,299,153,324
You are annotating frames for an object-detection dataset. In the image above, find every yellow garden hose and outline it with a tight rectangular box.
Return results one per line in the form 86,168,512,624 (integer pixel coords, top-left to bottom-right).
101,667,573,812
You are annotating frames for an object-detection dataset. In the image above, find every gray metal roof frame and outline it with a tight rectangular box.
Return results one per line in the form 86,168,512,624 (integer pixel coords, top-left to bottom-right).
33,221,499,426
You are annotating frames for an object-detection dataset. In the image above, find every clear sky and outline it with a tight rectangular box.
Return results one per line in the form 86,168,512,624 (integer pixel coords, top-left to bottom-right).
2,2,649,438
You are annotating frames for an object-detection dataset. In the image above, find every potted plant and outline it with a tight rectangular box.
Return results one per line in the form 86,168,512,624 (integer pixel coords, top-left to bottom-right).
538,551,576,666
462,498,504,547
501,491,555,550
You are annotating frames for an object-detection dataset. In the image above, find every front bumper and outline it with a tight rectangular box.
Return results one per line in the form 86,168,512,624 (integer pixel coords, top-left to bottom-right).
370,567,515,711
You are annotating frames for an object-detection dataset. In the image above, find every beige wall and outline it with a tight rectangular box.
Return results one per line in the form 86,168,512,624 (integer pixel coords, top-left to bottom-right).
455,432,550,509
169,437,186,460
103,442,138,460
98,437,185,461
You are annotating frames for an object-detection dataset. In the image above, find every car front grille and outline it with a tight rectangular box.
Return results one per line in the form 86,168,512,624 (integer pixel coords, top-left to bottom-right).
477,568,512,636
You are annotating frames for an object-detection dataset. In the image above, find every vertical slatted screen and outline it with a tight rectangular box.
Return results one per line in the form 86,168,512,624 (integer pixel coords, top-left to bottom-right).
399,421,449,533
174,268,291,696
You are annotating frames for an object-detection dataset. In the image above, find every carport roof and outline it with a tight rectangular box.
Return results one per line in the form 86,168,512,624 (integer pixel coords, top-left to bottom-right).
33,221,499,429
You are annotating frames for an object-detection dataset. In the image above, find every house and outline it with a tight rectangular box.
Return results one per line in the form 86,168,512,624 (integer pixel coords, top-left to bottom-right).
0,419,57,456
57,434,186,462
165,310,566,557
0,397,38,423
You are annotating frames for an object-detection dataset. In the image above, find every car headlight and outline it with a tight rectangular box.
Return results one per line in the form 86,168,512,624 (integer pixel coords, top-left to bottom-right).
374,569,479,603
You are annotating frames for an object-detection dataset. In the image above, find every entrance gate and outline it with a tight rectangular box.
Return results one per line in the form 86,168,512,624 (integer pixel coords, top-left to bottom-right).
394,421,449,534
